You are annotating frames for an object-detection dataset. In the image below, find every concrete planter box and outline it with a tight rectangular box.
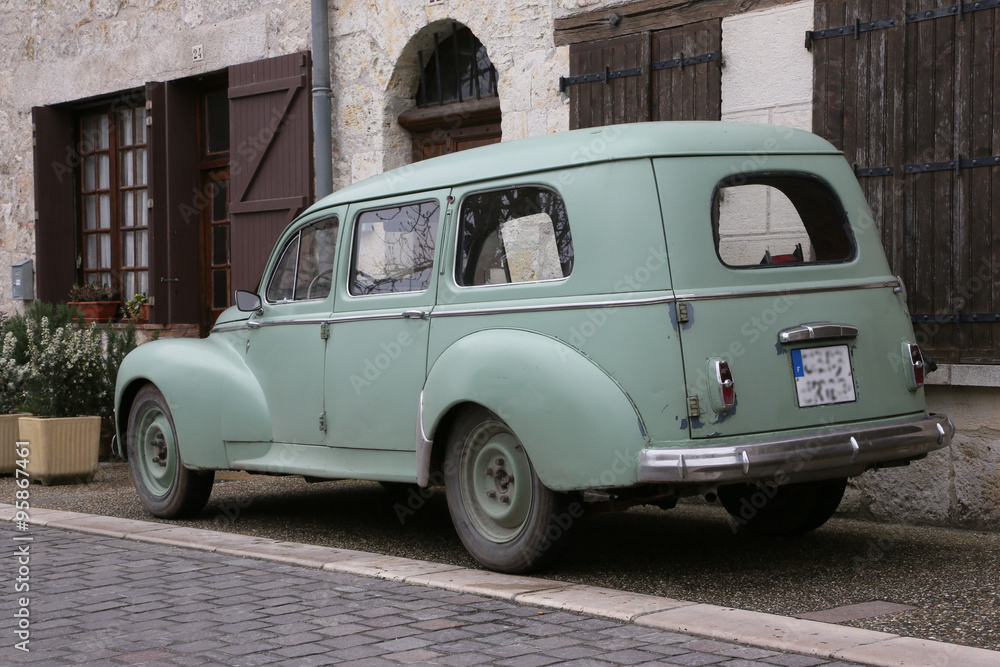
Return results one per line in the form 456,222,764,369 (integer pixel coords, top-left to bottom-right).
18,416,100,485
0,414,30,475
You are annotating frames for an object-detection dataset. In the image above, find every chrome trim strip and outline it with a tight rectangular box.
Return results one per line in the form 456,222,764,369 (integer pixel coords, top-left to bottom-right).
637,413,953,485
778,323,860,344
674,279,899,303
212,280,901,332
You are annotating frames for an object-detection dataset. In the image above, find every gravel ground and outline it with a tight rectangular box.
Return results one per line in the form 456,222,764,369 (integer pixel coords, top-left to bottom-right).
6,462,999,651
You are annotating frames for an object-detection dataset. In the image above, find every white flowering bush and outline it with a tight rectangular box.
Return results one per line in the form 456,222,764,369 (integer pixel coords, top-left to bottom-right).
23,317,107,418
0,331,27,414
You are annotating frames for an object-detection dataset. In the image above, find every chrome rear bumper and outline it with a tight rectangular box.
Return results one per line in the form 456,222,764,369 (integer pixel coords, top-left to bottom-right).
637,414,953,485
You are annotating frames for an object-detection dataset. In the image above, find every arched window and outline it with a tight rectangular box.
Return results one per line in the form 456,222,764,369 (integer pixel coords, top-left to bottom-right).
415,25,497,108
399,23,502,162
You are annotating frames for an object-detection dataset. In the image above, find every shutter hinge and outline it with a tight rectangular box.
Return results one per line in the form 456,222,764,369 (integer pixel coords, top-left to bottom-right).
146,100,152,109
33,210,39,221
31,123,36,146
147,198,154,209
676,302,690,324
148,296,155,306
320,322,330,340
319,411,328,432
687,395,701,419
146,115,152,127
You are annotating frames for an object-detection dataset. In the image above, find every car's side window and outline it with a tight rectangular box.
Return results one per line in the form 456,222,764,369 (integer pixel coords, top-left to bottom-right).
265,216,339,303
712,174,855,268
349,200,440,295
456,186,574,287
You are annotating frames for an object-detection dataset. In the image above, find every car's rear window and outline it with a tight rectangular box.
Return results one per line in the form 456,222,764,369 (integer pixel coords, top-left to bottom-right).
712,173,855,268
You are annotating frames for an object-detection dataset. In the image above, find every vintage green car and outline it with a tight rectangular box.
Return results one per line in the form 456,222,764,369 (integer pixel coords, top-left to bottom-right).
115,122,953,573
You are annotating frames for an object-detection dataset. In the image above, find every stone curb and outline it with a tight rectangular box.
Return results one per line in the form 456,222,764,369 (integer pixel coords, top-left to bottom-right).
4,504,998,667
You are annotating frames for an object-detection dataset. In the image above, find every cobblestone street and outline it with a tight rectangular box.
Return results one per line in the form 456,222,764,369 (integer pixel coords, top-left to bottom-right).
1,525,866,667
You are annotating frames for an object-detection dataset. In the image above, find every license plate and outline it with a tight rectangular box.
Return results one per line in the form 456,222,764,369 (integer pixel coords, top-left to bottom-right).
791,345,857,407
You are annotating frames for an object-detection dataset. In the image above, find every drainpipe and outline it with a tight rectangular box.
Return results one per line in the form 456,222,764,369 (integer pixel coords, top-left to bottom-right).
311,0,333,199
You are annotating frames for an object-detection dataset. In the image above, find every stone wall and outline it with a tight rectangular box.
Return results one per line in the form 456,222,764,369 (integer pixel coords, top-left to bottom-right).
328,0,569,187
0,0,311,315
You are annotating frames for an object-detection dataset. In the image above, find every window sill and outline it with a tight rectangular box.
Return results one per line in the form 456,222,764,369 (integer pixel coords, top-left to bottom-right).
924,364,1000,388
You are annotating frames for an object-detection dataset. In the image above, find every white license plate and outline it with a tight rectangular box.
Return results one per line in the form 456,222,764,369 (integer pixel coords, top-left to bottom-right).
791,345,857,407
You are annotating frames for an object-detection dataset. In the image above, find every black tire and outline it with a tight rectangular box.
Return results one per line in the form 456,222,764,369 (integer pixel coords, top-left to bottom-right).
444,407,580,573
127,384,214,518
718,477,847,536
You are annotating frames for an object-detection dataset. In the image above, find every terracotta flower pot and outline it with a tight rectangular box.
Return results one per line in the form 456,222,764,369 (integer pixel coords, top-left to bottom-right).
69,301,119,323
17,416,101,485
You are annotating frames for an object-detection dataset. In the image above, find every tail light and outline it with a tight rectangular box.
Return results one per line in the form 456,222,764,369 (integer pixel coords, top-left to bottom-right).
904,342,924,391
710,358,736,413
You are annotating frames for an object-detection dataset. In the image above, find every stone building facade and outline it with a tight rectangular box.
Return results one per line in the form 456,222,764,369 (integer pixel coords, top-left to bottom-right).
1,0,997,529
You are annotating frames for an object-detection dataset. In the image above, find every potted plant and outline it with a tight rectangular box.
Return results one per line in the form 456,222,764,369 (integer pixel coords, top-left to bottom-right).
18,317,106,485
123,293,149,324
67,282,119,322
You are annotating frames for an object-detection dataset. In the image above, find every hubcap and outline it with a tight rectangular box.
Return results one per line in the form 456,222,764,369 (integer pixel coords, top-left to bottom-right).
136,406,176,497
460,421,532,543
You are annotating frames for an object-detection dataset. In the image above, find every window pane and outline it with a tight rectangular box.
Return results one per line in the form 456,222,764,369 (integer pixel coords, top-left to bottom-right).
97,114,110,150
137,229,148,267
213,269,229,309
205,90,230,154
81,116,97,152
294,217,338,300
136,189,148,226
138,271,148,297
212,180,227,222
213,225,228,266
123,231,135,268
457,187,573,286
100,272,112,286
99,194,111,230
713,175,854,267
121,150,134,187
119,108,133,146
266,235,299,303
98,154,110,189
84,196,97,230
100,233,111,269
83,156,95,191
86,272,100,285
123,273,136,301
121,191,134,227
351,203,438,295
135,148,147,186
135,107,147,144
86,235,98,269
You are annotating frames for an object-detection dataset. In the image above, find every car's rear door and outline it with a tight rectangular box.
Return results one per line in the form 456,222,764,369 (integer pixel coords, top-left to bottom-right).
653,154,925,439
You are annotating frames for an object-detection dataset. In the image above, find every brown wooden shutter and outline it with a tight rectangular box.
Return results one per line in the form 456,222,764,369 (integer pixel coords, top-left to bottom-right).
31,106,78,303
813,1,1000,363
568,33,650,130
145,81,201,325
650,19,722,121
228,51,314,293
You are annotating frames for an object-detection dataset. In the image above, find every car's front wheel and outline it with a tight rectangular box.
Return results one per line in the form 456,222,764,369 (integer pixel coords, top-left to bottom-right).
127,384,214,518
718,477,847,536
444,407,579,573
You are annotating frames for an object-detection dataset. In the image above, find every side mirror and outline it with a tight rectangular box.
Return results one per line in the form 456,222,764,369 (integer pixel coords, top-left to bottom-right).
235,290,263,313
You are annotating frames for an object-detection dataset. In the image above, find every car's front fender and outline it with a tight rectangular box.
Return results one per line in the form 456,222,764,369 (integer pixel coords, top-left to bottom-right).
115,335,271,469
421,328,649,491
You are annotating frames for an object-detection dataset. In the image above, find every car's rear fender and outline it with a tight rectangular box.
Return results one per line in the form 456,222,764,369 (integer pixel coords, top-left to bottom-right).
421,329,649,491
115,337,271,469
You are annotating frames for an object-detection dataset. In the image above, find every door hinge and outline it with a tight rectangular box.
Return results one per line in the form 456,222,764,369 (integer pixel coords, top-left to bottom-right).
319,322,330,339
676,302,690,324
147,198,154,209
687,395,701,419
319,411,327,432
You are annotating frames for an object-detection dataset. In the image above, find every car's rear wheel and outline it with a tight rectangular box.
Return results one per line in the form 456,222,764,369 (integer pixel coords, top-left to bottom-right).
127,384,214,518
718,477,847,536
444,407,577,573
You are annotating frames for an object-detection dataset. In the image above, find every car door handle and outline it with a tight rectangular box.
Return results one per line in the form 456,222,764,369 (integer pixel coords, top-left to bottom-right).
246,320,261,330
402,310,429,320
778,323,859,344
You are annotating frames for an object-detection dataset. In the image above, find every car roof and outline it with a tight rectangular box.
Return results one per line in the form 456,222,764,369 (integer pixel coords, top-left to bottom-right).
308,121,842,212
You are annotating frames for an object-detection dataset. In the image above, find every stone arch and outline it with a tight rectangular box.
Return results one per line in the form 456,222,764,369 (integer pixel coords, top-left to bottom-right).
381,19,502,171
